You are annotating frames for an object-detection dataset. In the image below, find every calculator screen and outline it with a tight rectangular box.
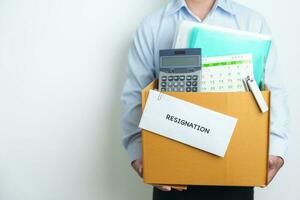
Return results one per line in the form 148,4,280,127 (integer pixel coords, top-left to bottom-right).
162,56,199,67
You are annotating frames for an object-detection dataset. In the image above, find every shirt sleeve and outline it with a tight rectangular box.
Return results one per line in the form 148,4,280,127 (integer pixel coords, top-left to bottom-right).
260,18,290,160
121,19,155,164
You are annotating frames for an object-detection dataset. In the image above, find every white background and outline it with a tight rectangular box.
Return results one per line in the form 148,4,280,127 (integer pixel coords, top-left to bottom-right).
0,0,299,199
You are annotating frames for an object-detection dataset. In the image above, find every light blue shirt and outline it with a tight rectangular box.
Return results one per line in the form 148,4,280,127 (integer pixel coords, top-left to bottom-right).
121,0,289,163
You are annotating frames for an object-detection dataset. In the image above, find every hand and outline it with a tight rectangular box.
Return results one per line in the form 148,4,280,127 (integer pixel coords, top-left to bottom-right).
131,159,183,192
268,155,284,184
131,159,143,178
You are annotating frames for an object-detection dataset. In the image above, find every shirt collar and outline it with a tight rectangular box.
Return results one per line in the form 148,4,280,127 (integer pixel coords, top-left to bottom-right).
166,0,235,16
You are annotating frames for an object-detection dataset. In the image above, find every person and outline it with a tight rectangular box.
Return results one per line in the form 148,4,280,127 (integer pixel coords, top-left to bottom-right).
121,0,289,199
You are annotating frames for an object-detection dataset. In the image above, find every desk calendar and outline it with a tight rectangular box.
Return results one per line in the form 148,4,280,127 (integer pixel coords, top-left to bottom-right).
201,54,254,92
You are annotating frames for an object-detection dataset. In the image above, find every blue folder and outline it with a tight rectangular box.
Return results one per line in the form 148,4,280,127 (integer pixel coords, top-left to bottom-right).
188,25,272,88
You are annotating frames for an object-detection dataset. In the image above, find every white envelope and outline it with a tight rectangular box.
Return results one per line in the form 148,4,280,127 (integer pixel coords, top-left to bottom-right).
139,90,238,157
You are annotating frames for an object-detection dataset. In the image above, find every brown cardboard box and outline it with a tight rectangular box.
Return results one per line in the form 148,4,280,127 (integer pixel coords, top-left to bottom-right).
141,80,270,187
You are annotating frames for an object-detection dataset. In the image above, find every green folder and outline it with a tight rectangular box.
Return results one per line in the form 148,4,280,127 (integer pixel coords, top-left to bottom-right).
188,25,272,88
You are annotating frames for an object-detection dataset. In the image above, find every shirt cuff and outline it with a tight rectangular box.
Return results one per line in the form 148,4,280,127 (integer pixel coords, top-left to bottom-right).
269,134,288,161
127,136,142,164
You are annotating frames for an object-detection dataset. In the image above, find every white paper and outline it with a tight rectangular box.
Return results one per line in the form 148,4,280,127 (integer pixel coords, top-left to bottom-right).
139,90,238,157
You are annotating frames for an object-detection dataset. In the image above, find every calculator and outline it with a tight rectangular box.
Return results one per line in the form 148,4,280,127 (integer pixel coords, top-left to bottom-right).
158,48,202,92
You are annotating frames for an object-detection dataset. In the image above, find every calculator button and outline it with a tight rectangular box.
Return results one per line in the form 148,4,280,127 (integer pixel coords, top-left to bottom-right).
192,81,198,86
192,75,198,80
174,76,179,81
180,76,185,80
192,87,198,92
172,88,178,92
168,76,174,81
187,75,192,80
179,88,184,92
179,81,184,86
161,82,166,87
168,82,173,87
167,88,172,92
174,82,178,87
162,76,167,81
186,87,192,92
186,81,192,86
161,88,166,92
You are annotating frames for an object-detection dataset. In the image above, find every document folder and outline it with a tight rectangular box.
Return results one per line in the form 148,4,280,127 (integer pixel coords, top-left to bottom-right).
174,21,272,88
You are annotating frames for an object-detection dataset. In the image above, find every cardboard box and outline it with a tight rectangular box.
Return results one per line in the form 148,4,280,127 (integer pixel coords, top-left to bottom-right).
141,80,270,187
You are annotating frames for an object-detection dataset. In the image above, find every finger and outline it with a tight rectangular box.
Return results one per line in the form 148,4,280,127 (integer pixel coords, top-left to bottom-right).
132,163,139,173
268,168,276,184
134,165,143,178
267,169,273,183
269,159,275,169
171,186,185,191
132,162,143,178
138,166,143,178
162,186,172,191
154,185,172,191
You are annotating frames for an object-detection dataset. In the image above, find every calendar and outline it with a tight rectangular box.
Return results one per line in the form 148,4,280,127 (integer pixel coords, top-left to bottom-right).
201,54,254,92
